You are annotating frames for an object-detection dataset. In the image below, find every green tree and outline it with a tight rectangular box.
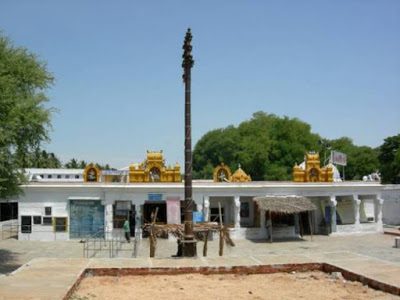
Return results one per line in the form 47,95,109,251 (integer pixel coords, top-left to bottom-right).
64,158,79,169
25,149,61,168
193,112,380,181
193,112,321,180
0,34,53,198
379,134,400,183
63,159,113,170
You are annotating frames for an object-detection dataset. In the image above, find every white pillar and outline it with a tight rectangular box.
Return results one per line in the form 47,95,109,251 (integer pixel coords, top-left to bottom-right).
376,196,384,231
259,209,267,238
105,203,113,240
203,196,210,222
135,205,142,239
352,194,361,227
234,195,241,228
330,195,337,233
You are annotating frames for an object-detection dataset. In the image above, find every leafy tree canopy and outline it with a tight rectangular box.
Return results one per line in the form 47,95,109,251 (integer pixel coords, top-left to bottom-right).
378,134,400,184
194,112,321,180
0,34,53,198
64,158,112,170
24,149,61,169
193,112,380,181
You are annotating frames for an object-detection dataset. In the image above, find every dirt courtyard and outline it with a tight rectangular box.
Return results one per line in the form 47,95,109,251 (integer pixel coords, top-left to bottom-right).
71,271,399,300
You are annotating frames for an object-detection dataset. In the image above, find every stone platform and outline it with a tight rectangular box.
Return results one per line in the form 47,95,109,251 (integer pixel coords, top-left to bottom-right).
0,233,399,299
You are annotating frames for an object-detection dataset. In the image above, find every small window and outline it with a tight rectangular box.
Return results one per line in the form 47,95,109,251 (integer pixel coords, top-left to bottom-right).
43,217,52,225
40,174,44,179
21,216,32,233
45,207,52,216
65,175,70,179
54,217,67,232
47,175,52,179
240,202,250,218
75,175,80,179
33,216,42,225
57,175,61,179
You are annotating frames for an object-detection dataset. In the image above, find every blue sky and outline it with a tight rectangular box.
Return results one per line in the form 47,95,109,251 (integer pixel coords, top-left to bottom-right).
1,1,399,168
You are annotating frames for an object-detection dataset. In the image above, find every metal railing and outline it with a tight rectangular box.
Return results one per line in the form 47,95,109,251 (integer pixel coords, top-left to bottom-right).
0,222,139,258
83,228,111,258
82,229,139,258
1,223,18,240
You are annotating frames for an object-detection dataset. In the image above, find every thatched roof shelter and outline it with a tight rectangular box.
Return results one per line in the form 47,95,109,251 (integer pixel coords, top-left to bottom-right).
253,195,316,214
253,195,317,243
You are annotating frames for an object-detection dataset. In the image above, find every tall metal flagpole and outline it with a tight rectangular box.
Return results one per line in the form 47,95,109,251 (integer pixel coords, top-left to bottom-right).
182,28,197,257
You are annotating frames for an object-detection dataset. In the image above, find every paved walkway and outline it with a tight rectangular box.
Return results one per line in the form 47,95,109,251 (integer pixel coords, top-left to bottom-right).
0,233,399,299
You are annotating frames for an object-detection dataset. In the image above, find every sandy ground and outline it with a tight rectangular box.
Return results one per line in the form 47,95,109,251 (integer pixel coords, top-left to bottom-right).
71,271,400,300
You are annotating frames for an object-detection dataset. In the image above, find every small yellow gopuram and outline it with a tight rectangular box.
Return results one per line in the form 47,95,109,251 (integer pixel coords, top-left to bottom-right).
129,151,181,183
231,164,252,182
293,152,333,182
213,163,251,182
83,163,101,183
213,163,232,182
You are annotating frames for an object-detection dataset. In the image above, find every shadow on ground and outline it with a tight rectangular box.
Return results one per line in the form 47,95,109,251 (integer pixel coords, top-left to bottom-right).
0,249,21,274
248,237,310,244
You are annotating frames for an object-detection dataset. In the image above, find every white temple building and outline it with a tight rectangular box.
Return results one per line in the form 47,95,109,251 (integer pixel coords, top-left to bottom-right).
1,151,398,241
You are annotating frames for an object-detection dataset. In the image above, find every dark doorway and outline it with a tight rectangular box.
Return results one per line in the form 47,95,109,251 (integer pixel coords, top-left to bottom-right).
0,203,18,221
143,202,167,224
299,211,312,235
129,205,136,237
113,202,136,237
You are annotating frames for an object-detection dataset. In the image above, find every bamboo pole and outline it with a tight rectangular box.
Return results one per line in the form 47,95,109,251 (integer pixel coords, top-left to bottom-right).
269,210,273,243
203,230,209,257
299,213,303,238
149,207,159,258
308,211,313,241
218,202,224,256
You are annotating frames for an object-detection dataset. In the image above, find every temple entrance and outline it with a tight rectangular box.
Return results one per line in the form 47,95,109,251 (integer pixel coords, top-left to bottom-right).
143,202,167,238
143,202,167,224
113,201,136,237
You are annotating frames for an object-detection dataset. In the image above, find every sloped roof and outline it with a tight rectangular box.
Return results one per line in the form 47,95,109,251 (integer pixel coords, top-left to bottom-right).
253,195,316,214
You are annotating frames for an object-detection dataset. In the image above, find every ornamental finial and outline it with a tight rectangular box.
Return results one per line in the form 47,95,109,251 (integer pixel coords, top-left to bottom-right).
182,28,194,79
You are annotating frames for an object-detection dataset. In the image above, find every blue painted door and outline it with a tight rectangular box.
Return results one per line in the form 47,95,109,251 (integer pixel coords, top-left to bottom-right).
70,200,104,238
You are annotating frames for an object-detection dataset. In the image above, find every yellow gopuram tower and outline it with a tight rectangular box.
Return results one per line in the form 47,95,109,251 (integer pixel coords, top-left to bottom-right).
293,152,333,182
129,151,181,183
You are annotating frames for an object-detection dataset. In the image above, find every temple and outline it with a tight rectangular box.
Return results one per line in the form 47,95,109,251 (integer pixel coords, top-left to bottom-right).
293,152,333,182
129,151,181,183
0,150,396,242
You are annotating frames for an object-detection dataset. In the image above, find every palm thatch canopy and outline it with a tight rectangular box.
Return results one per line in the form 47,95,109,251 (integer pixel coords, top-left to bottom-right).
253,195,316,214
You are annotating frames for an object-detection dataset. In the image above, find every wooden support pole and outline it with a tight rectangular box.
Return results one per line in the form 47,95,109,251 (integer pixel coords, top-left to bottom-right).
218,202,224,256
149,207,159,258
299,213,303,238
308,211,313,241
269,210,273,243
203,230,209,257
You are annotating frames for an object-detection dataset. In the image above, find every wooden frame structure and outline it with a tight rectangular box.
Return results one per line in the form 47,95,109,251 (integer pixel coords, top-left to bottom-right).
143,204,234,257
